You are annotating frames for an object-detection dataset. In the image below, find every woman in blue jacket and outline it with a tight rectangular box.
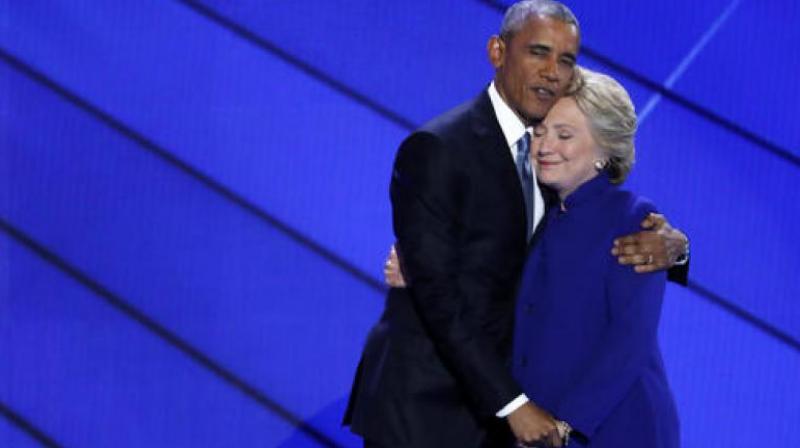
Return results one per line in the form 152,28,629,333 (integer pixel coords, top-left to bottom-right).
512,67,679,446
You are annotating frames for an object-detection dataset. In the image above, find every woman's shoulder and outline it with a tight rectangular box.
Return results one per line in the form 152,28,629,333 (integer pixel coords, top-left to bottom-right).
605,187,659,233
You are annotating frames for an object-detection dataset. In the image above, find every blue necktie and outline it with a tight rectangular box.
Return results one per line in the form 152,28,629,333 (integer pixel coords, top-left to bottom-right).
515,132,534,240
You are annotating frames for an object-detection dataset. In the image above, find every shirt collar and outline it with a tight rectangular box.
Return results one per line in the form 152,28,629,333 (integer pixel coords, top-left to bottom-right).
488,81,529,148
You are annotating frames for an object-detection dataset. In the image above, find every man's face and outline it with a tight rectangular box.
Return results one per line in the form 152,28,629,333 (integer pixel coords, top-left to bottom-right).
489,15,579,123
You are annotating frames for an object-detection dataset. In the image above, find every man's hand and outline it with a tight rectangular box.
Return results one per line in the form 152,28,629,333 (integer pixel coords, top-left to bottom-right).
383,244,407,288
611,212,688,274
507,402,562,447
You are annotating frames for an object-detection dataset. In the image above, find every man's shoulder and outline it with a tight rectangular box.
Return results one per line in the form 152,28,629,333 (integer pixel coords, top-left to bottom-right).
395,90,496,163
417,92,490,140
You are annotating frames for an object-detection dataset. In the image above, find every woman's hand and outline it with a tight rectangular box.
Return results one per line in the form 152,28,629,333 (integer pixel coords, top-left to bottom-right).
384,244,407,288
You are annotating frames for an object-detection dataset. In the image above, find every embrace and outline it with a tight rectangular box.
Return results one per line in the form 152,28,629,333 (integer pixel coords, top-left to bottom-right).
345,1,688,447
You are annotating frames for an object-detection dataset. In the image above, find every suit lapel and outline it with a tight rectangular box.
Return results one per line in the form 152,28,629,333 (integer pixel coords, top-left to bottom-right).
470,91,528,243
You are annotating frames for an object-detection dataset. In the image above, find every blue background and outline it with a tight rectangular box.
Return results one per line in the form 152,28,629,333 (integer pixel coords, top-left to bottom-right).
1,1,798,446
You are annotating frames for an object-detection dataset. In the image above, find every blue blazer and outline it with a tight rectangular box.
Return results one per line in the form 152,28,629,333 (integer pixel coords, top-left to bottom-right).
513,174,680,447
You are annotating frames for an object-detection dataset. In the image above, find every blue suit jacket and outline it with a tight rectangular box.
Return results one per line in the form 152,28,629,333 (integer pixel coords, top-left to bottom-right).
513,174,680,447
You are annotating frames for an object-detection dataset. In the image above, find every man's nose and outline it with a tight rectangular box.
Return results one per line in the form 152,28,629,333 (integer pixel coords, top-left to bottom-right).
540,58,559,82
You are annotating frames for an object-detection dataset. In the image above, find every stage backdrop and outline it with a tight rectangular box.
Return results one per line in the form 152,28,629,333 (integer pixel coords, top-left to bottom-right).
2,1,798,446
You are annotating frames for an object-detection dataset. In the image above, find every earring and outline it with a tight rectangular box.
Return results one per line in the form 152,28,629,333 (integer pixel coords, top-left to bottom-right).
594,159,606,171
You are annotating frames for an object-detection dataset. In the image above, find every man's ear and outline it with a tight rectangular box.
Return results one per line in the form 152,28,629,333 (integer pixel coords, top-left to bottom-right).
487,35,505,69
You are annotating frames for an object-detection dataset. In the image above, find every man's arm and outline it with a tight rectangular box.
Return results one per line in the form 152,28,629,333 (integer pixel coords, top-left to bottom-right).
611,212,690,285
390,131,525,416
385,243,558,444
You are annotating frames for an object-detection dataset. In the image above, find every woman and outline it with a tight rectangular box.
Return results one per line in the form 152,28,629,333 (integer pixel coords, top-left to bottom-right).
384,67,680,446
511,67,679,446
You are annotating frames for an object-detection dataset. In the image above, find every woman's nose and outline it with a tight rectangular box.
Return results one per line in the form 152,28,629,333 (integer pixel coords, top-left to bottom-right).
533,134,551,153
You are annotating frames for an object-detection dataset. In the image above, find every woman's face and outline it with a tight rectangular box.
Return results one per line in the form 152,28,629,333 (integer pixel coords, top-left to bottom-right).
533,96,602,199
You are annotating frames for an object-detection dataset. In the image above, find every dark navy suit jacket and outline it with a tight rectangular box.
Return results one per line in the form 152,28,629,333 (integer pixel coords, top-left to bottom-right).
513,173,680,447
345,91,530,447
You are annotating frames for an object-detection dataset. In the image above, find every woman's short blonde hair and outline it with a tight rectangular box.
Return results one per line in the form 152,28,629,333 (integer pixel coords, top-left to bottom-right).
569,67,637,184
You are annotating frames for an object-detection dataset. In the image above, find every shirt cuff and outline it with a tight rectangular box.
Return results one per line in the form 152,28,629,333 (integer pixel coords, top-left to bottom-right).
674,241,690,266
674,251,690,266
496,394,530,418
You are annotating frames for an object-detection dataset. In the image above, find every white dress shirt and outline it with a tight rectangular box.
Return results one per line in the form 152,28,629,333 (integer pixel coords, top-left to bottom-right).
487,82,545,235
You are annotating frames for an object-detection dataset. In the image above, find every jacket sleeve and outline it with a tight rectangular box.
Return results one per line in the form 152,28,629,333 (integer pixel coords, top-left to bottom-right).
667,258,689,285
390,131,523,417
555,200,667,439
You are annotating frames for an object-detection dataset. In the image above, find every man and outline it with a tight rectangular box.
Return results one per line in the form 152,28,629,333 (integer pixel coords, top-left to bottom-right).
344,1,689,447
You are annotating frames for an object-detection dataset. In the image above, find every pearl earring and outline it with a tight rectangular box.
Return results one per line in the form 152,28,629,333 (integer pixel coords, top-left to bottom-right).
594,159,606,171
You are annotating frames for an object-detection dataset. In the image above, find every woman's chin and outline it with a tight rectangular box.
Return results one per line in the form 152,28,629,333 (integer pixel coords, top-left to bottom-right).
536,173,560,189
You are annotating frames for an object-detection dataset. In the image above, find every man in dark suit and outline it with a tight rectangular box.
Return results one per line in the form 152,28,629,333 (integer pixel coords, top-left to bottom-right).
344,1,689,447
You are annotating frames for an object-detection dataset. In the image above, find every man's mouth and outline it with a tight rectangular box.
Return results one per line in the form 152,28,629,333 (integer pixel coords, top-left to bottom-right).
532,87,555,101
